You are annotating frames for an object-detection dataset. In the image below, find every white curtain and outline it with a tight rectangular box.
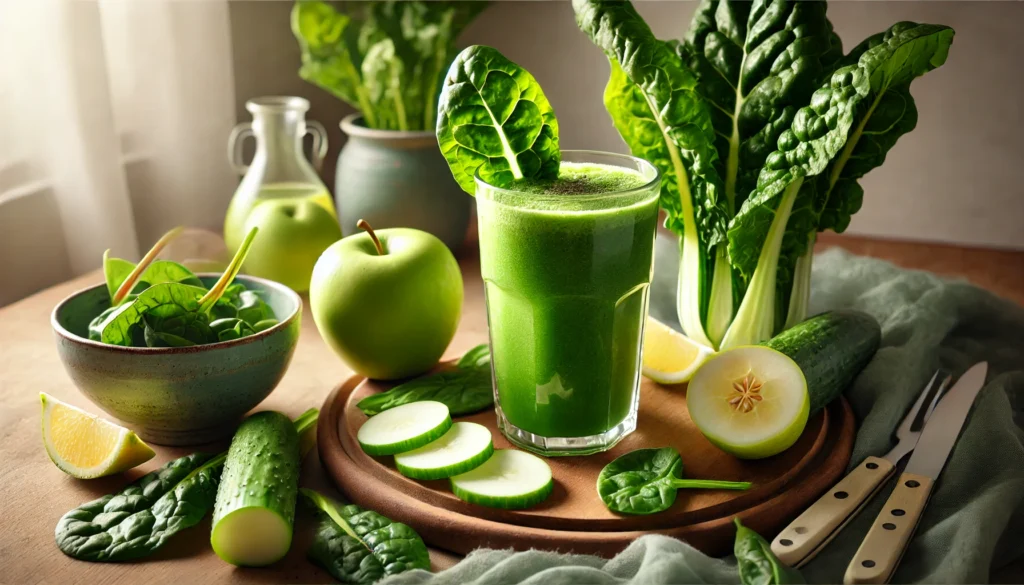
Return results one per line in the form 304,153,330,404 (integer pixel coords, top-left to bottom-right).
0,0,237,306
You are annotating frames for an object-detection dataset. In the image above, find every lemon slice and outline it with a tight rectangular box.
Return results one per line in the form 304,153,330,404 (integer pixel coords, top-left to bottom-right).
642,318,715,384
40,393,155,479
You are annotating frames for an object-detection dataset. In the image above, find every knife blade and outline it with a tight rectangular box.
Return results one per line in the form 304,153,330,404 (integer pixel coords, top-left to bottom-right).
770,371,948,568
844,362,988,584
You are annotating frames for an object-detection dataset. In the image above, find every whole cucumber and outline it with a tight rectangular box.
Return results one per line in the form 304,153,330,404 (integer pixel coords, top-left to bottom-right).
211,411,300,567
763,310,881,414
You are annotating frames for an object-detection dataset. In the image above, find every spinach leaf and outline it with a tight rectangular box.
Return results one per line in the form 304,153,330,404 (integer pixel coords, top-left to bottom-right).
301,488,430,584
436,45,560,195
55,410,320,562
99,282,210,346
734,518,804,585
574,0,725,348
93,228,264,347
236,290,273,325
106,227,186,306
357,344,493,416
597,447,751,515
55,452,224,561
210,317,256,342
253,318,279,333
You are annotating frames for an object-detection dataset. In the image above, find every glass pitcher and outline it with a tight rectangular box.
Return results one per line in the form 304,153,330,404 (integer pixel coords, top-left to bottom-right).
224,96,336,252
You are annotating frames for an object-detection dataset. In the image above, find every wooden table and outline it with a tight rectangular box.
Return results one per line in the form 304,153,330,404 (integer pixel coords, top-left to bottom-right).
1,235,1021,584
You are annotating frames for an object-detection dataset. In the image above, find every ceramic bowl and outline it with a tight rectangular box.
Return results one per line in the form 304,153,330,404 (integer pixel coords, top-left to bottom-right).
51,275,301,446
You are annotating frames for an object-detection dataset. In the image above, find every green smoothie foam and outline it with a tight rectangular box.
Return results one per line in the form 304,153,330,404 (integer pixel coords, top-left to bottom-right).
478,162,659,442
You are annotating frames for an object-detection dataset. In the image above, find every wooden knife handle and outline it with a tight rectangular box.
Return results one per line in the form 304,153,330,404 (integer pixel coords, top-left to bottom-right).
771,456,895,567
844,472,933,584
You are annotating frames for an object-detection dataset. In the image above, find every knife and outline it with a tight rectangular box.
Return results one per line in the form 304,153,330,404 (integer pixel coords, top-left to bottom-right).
770,371,949,567
844,361,988,584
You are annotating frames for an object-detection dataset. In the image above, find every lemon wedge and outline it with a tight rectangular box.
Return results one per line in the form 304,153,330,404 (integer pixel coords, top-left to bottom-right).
642,318,715,384
41,393,155,479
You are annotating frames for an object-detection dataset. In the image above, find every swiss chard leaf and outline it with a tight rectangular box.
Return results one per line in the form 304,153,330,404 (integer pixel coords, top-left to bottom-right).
597,447,750,515
773,22,953,328
55,410,319,562
734,518,805,585
574,0,725,348
302,488,430,584
683,0,843,215
362,38,409,131
436,45,560,195
357,344,493,417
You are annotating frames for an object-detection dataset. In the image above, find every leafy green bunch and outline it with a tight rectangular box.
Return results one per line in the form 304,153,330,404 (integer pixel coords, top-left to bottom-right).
88,227,278,348
574,0,954,349
291,1,489,131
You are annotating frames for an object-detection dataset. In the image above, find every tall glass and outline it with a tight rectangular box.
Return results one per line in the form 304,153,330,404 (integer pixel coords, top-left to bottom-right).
476,151,661,456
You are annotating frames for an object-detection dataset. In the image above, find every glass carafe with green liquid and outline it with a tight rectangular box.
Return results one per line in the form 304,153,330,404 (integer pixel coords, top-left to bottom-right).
225,96,336,253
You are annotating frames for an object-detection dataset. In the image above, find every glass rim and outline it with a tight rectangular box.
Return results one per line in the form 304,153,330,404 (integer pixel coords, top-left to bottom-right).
473,149,661,201
246,96,310,113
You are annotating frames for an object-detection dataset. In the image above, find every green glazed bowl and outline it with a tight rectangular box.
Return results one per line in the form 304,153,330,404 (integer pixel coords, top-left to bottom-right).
51,275,301,446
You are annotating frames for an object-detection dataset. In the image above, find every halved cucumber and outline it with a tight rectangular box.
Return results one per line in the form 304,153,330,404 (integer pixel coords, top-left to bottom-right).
450,450,553,509
357,401,452,456
687,346,809,460
395,422,494,480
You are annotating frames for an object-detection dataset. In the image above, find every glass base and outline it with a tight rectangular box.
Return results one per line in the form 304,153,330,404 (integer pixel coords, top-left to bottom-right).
495,405,637,457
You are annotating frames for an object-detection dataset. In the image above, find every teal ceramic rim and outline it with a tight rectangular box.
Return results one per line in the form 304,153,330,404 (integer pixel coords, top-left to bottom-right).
50,273,302,354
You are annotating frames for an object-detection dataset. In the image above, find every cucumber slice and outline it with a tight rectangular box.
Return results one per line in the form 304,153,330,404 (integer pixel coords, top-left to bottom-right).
687,346,809,460
395,422,494,480
450,450,553,509
357,401,452,456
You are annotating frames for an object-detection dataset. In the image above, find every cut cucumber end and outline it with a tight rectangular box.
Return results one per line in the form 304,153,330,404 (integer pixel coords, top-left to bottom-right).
450,450,553,510
395,422,494,480
358,400,453,456
688,346,810,460
211,507,292,567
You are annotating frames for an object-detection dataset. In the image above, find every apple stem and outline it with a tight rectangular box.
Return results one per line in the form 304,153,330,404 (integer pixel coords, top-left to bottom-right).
356,219,385,256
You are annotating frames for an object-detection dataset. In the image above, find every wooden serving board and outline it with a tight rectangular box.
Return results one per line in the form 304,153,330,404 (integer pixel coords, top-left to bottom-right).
319,367,855,557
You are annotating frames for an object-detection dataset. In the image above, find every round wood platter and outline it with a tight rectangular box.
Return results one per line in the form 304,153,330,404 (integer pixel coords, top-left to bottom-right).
318,367,855,558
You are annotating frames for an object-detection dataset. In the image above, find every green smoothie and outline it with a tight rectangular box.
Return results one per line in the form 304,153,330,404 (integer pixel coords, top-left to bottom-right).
477,160,660,452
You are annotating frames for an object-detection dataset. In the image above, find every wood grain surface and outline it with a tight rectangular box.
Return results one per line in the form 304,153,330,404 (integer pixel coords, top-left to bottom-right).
0,234,1020,584
319,369,855,557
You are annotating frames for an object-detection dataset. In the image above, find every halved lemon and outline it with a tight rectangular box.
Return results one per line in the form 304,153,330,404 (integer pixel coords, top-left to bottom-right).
642,318,715,384
687,346,809,459
41,393,155,479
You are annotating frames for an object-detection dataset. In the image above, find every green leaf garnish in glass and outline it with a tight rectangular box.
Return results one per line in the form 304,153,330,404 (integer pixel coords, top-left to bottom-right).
436,45,560,195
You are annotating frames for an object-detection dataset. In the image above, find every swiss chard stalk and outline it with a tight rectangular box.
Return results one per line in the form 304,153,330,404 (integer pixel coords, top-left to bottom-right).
108,226,185,306
597,447,750,515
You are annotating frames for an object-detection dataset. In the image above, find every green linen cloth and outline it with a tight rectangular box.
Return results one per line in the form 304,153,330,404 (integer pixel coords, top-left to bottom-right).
383,240,1024,585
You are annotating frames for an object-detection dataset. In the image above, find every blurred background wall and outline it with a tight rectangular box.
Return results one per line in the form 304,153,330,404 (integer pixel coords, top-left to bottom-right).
2,1,1022,306
232,1,1024,251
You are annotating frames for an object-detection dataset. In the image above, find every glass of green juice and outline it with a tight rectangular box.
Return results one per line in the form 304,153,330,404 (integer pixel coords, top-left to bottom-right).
476,151,661,456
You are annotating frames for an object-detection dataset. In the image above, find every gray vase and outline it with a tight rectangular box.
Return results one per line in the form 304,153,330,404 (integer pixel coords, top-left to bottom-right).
335,114,471,251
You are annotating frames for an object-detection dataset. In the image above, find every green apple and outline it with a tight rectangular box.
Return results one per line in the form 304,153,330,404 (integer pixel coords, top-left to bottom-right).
240,198,342,292
310,221,463,380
